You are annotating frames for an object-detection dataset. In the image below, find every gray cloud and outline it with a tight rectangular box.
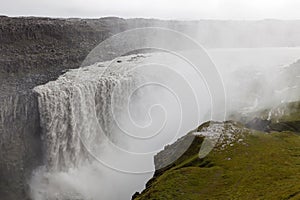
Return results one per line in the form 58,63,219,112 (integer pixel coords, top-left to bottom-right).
1,0,300,20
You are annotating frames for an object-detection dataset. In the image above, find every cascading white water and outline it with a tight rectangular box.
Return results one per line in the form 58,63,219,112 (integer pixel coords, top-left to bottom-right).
34,63,136,171
29,50,216,200
29,47,300,200
28,45,300,200
30,55,153,200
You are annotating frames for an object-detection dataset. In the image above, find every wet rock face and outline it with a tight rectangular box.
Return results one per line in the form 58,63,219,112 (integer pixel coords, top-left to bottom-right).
0,16,126,200
245,118,271,132
0,92,42,200
154,134,196,171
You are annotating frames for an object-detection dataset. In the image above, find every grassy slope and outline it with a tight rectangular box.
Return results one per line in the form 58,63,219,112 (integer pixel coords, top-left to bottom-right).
136,131,300,200
134,103,300,200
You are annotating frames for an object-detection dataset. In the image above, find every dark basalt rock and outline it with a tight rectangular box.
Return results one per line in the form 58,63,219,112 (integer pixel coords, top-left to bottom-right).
0,16,126,200
245,117,271,132
269,121,300,133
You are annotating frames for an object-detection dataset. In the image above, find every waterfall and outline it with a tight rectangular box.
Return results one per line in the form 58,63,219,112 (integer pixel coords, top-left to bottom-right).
33,59,138,171
29,54,159,200
29,52,208,200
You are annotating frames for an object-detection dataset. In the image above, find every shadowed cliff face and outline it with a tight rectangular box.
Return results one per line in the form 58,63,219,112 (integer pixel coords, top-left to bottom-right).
0,16,127,95
0,92,42,200
0,16,126,200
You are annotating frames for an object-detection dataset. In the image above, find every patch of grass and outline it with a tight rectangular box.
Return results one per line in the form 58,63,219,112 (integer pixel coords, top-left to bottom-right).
135,130,300,200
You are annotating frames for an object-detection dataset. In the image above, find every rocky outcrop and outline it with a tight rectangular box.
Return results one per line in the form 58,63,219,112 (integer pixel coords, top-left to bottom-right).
133,118,300,200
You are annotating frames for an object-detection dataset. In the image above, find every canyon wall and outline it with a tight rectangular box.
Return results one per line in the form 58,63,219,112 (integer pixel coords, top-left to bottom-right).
2,16,300,199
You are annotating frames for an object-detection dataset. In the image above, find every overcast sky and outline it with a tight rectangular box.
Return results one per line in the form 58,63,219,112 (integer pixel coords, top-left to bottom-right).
1,0,300,20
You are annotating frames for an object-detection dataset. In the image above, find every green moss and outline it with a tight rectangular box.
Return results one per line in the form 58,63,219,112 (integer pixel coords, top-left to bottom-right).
135,130,300,200
134,102,300,200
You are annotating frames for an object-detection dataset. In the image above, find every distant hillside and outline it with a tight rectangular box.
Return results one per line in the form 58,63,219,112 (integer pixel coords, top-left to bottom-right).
2,17,300,75
2,16,300,95
127,19,300,48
